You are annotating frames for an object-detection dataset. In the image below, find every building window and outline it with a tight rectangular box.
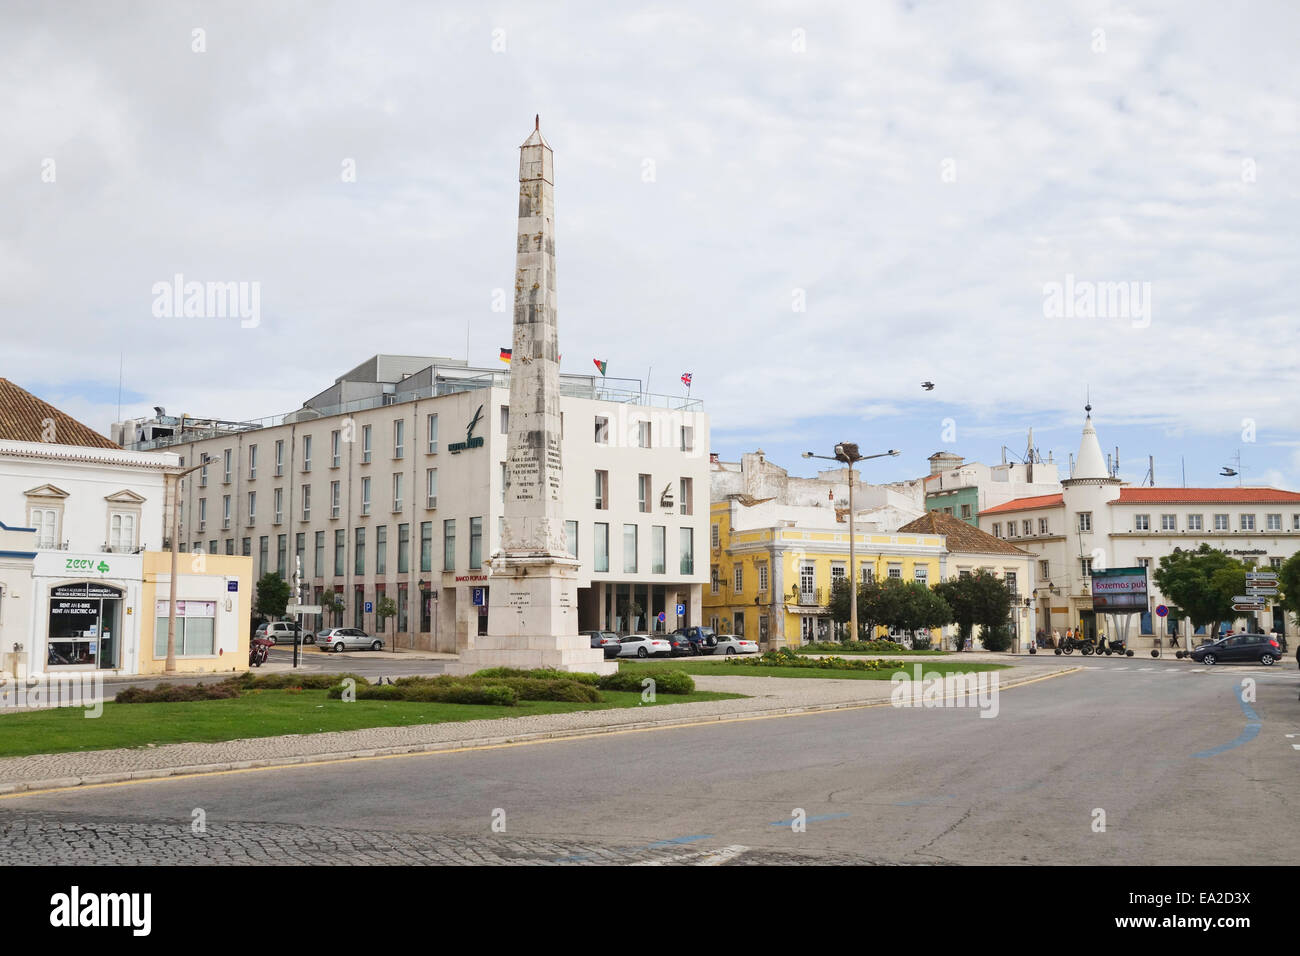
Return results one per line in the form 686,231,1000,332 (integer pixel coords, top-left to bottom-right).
259,536,269,578
888,564,902,579
275,534,286,577
565,520,578,558
247,491,256,524
248,444,258,480
637,474,650,513
680,527,694,575
1078,512,1092,532
392,473,403,512
294,533,306,575
637,421,651,448
199,460,208,487
594,523,609,573
1266,513,1282,531
711,523,720,548
354,527,365,575
758,561,769,592
398,523,410,573
914,566,928,588
1135,514,1150,531
394,419,405,459
442,519,456,571
1136,557,1151,569
1039,559,1049,578
314,531,324,577
152,601,217,658
362,425,372,464
355,586,365,629
426,468,438,509
1294,514,1300,531
1214,513,1229,531
734,564,743,592
334,529,345,576
419,521,432,573
397,583,408,632
1188,513,1203,530
361,477,371,516
198,497,207,530
595,470,609,509
273,488,283,525
330,481,341,518
222,495,231,529
275,439,284,476
426,414,438,454
652,525,666,574
961,504,972,519
302,436,312,472
225,539,234,556
681,426,694,452
992,523,1001,538
499,405,509,434
1006,523,1015,537
301,485,311,520
680,477,693,515
223,449,232,484
733,612,745,637
375,526,387,574
1004,571,1017,598
1038,518,1048,534
109,513,137,551
711,566,720,594
1270,556,1284,569
1161,514,1177,531
1022,520,1031,536
469,517,483,570
1240,513,1256,531
623,524,638,573
594,416,609,444
331,430,341,468
1080,557,1093,577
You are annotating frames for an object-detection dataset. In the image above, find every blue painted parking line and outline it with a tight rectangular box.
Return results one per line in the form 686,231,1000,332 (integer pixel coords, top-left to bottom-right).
1193,687,1262,758
646,834,712,848
768,813,850,826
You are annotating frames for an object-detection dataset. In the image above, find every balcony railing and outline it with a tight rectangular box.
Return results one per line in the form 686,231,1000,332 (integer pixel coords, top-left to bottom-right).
795,587,824,606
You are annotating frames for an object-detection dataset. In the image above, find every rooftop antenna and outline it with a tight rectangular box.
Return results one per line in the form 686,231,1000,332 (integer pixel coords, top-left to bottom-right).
1181,456,1186,488
117,352,124,422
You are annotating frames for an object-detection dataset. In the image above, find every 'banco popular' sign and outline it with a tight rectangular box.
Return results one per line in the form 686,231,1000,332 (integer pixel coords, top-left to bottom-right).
449,405,485,454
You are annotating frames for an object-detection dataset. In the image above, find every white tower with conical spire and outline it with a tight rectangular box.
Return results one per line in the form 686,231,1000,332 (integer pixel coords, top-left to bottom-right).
450,117,614,675
1062,402,1122,579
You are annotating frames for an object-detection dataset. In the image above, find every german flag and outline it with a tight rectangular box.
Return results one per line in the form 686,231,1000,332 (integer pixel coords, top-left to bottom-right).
499,348,512,364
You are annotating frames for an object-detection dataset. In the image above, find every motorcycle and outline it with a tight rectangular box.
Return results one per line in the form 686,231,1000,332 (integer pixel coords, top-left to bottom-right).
1054,634,1095,656
1097,636,1134,657
249,635,274,667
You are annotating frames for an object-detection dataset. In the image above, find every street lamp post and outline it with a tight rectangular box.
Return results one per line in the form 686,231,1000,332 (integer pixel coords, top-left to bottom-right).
165,454,210,676
803,444,900,645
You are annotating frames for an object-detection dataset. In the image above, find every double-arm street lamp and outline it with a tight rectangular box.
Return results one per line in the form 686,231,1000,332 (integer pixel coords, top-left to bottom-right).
802,444,900,644
165,454,211,675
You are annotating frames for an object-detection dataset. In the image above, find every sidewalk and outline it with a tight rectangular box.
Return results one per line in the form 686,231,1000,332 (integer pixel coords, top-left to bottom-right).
0,661,1078,795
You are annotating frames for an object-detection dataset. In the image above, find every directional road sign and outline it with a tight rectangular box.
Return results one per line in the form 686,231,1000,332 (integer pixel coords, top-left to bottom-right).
1246,571,1278,580
286,604,322,615
1232,603,1266,612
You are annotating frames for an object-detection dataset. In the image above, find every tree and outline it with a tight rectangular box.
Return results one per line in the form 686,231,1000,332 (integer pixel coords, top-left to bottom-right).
1275,552,1300,628
320,590,346,626
871,578,952,642
376,596,398,633
934,570,1013,650
254,572,290,619
1153,545,1244,640
827,576,886,641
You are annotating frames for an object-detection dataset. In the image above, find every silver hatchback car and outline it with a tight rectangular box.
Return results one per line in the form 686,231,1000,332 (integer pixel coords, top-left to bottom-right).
318,628,384,653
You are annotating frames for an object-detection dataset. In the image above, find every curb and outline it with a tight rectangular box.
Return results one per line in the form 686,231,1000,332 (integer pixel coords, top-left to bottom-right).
0,666,1080,797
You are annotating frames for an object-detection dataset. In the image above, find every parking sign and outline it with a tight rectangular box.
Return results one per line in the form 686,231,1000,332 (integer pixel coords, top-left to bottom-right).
676,603,685,616
472,587,485,606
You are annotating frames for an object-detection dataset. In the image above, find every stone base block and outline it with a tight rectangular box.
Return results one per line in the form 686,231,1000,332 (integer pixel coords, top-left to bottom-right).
447,641,617,676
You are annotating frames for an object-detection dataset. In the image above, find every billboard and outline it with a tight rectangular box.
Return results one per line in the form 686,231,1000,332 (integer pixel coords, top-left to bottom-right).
1090,566,1149,612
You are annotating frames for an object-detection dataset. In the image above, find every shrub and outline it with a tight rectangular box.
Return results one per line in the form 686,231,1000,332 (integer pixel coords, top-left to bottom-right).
328,679,519,706
597,669,695,694
115,681,242,704
235,672,370,690
725,648,904,672
979,625,1014,652
796,640,908,654
470,667,601,686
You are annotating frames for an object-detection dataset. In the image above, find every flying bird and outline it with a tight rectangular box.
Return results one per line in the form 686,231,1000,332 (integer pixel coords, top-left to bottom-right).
1221,467,1238,477
921,381,935,391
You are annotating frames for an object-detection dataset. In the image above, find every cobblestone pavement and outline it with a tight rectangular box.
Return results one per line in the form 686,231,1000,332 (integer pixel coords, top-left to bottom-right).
0,809,889,866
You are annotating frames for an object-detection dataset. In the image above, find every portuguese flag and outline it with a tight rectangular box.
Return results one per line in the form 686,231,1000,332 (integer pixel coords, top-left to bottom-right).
593,359,607,376
499,348,512,364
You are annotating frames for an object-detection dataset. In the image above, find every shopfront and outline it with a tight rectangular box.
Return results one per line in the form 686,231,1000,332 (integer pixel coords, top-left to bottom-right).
47,582,123,669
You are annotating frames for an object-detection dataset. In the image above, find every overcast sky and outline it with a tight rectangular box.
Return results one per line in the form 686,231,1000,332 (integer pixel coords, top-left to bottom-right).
3,1,1298,488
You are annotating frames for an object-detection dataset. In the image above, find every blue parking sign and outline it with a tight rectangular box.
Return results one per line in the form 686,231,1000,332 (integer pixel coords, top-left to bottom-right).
472,587,485,606
364,601,374,613
676,603,685,616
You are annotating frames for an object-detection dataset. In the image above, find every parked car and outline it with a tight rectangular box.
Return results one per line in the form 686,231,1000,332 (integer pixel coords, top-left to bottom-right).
319,628,384,653
616,635,671,658
583,630,621,651
662,634,695,657
713,634,760,655
1190,633,1282,665
258,621,307,646
603,641,623,660
672,625,718,656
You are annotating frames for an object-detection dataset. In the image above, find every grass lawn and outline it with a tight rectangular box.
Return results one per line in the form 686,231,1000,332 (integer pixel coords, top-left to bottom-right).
0,687,744,760
620,659,1009,681
797,649,950,656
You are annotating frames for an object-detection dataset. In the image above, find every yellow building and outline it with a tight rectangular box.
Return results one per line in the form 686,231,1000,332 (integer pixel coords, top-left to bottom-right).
706,498,946,647
138,551,253,676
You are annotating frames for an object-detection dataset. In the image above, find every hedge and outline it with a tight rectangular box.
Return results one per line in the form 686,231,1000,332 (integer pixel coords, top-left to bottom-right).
115,681,242,703
598,669,695,694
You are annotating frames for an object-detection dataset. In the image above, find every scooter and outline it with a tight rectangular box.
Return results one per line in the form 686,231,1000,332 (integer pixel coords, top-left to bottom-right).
249,635,274,667
1054,634,1095,656
1097,636,1134,657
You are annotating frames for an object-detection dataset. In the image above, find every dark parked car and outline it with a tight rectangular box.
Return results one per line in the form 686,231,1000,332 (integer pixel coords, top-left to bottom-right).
672,625,717,656
662,634,695,657
1190,633,1283,665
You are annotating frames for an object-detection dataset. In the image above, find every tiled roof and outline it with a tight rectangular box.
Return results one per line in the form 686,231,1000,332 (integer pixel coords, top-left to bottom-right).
1115,487,1300,504
0,379,119,450
897,510,1032,556
979,493,1064,515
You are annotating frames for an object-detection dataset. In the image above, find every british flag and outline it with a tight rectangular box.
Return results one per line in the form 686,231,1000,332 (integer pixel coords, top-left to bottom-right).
681,372,692,387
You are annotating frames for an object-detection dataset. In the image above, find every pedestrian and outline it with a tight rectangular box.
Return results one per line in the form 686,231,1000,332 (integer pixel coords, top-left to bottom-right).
1052,627,1060,648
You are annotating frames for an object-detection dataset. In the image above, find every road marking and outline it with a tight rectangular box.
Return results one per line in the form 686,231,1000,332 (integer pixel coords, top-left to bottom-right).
1292,745,1300,751
647,834,711,848
768,813,850,825
1193,691,1263,758
632,844,748,866
0,667,1085,801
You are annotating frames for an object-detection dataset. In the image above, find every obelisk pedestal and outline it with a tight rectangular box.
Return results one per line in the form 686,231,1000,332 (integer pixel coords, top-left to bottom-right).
450,117,614,676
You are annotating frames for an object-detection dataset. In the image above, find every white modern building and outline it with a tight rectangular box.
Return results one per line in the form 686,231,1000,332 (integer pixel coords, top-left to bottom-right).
980,407,1300,646
119,354,711,652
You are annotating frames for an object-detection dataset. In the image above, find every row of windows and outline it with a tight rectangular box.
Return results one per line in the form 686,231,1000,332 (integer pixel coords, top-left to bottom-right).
1079,554,1285,578
28,507,139,551
593,417,695,452
1075,511,1299,533
991,518,1050,538
591,524,695,575
596,472,694,514
193,469,442,531
712,563,1005,594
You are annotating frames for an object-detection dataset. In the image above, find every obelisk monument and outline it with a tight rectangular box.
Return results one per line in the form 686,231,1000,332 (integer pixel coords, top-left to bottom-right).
452,117,615,675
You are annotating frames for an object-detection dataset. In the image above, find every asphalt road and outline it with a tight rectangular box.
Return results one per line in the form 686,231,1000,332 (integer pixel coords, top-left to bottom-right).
3,658,1297,865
